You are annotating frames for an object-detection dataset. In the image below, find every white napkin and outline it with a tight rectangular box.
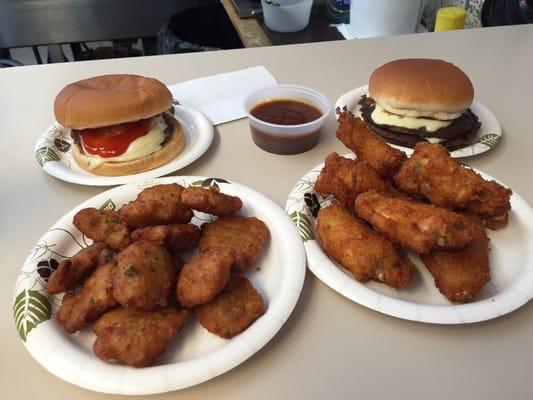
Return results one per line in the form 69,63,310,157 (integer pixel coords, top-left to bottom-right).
168,66,278,125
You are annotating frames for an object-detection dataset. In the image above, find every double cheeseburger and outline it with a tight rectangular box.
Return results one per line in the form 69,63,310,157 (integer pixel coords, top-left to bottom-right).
359,59,481,150
54,74,185,176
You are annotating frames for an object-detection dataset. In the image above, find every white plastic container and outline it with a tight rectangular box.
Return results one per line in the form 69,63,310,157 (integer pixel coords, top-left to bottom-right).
261,0,313,33
244,85,331,154
349,0,423,38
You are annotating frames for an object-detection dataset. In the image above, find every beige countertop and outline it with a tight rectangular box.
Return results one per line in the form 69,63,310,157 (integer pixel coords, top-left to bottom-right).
1,24,532,400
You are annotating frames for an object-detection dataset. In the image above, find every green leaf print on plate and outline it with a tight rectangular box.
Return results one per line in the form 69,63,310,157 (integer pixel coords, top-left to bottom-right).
13,289,52,342
35,147,60,167
99,199,116,211
479,133,500,148
289,211,314,241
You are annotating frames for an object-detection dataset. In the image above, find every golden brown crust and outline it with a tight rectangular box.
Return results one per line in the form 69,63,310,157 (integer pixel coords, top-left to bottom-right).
54,74,172,129
71,114,185,176
369,59,474,114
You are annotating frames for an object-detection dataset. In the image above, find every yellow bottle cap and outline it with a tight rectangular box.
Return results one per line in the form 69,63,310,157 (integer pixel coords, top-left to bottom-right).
434,7,466,32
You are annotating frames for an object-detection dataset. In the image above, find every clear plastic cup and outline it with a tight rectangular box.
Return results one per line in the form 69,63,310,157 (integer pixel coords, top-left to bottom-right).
261,0,313,33
244,85,331,155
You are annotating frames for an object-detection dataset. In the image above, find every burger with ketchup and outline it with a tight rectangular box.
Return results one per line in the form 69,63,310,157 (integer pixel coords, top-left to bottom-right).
54,74,185,176
359,58,481,150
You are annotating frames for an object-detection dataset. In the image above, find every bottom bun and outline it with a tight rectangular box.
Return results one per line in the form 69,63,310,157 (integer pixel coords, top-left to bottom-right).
72,114,185,176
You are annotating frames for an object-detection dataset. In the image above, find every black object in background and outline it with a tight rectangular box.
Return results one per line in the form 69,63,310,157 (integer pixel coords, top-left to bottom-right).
482,0,533,26
158,2,244,54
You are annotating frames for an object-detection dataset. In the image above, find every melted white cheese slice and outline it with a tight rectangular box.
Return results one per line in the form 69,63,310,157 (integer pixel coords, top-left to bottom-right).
83,116,167,171
371,104,453,133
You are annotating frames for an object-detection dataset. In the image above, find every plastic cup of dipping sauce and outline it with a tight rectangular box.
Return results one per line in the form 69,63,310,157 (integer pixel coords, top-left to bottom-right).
244,85,331,155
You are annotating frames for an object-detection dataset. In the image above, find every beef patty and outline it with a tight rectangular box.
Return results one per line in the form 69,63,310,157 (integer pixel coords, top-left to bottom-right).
359,96,481,150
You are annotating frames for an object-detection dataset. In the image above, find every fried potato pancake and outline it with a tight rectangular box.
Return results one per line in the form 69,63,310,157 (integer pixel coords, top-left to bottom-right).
48,243,108,294
176,248,233,309
93,307,188,367
131,223,200,252
181,186,243,216
113,241,176,311
56,261,118,333
199,216,269,272
195,274,265,339
73,208,131,250
119,184,193,228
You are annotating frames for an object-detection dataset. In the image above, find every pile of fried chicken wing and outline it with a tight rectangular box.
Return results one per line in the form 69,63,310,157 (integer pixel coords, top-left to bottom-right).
314,111,512,302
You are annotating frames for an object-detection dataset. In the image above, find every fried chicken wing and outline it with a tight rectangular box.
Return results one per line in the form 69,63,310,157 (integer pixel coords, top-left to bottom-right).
420,214,490,302
176,248,234,309
113,241,176,311
131,223,200,252
195,274,265,339
181,186,243,216
93,307,188,367
56,261,118,333
316,203,414,288
336,112,406,178
394,142,512,229
48,243,109,294
73,208,131,250
119,184,193,228
199,216,269,273
314,152,400,207
354,190,475,254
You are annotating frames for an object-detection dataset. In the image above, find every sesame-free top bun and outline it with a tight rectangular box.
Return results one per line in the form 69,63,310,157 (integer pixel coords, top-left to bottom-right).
54,74,173,129
369,59,474,118
71,113,185,176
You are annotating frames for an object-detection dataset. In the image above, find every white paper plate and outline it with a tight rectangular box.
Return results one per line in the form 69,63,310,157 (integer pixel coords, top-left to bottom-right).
13,176,306,394
335,85,502,158
34,104,214,186
285,158,533,324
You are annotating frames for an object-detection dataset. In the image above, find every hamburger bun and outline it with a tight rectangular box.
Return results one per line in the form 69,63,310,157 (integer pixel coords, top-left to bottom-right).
72,113,185,176
54,74,173,129
369,59,474,119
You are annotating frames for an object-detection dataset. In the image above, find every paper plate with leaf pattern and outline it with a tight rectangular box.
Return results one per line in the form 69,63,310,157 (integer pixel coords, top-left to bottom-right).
13,176,305,395
285,157,533,324
335,85,502,158
34,104,213,186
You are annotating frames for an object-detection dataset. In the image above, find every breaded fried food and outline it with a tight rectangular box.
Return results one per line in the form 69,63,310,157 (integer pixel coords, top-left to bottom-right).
73,208,131,250
131,223,200,252
195,274,265,339
336,112,406,178
48,243,108,294
314,152,399,207
113,241,176,311
119,184,193,228
56,261,118,333
420,214,490,302
181,186,243,216
176,248,234,309
355,190,475,254
316,203,414,288
93,307,188,367
198,216,269,272
394,142,512,229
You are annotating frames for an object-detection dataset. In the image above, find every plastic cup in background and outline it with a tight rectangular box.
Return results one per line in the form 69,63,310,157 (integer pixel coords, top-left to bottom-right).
348,0,424,38
244,85,331,155
261,0,313,33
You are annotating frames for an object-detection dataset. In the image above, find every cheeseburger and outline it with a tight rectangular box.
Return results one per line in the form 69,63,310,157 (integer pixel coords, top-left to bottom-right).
54,74,185,176
359,59,481,150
